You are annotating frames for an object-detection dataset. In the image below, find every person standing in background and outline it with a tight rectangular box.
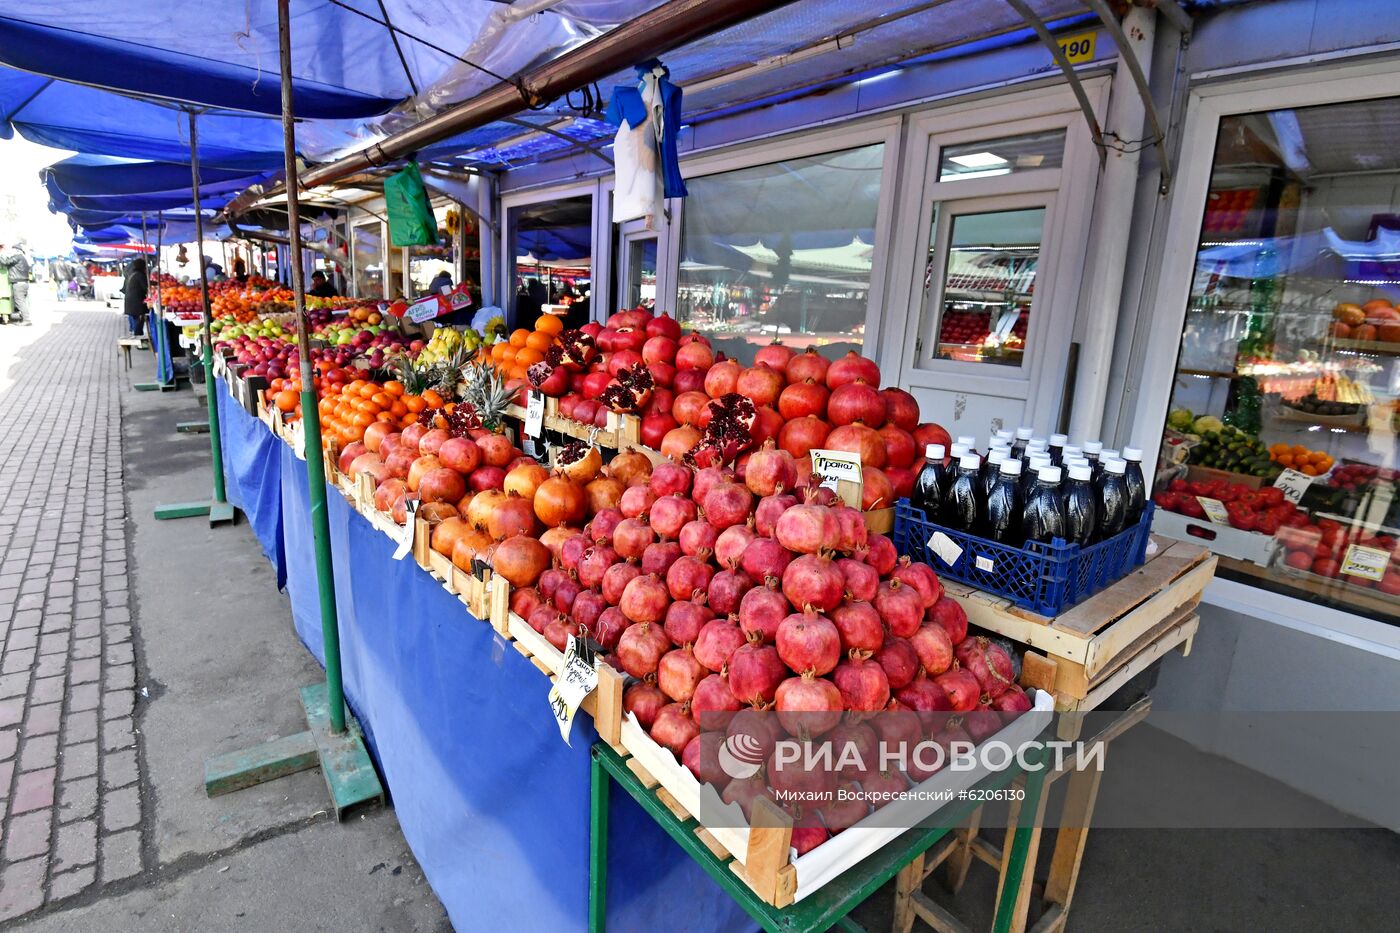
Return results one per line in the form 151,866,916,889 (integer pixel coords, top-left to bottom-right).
123,257,148,337
53,259,70,301
0,240,33,325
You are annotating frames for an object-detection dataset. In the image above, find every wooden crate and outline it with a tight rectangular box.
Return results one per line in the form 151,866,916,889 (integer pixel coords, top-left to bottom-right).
947,537,1215,712
505,400,642,451
504,611,625,747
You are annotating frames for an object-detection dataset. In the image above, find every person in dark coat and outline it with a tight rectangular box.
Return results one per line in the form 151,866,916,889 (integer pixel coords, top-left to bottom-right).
123,258,149,337
308,270,336,298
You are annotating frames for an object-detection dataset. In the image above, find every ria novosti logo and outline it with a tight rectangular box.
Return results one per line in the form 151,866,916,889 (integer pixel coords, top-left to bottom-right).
718,732,766,779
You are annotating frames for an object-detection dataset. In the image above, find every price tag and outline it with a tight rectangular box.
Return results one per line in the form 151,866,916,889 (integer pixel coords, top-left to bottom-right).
392,495,419,560
811,448,862,506
525,391,545,438
405,294,444,323
292,420,306,461
927,531,964,568
548,635,599,745
1196,496,1231,526
1272,468,1315,504
1341,544,1390,582
975,555,996,573
1057,30,1097,65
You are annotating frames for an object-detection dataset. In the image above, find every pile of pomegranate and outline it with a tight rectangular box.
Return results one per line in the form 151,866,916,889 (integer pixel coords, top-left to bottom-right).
503,450,1033,855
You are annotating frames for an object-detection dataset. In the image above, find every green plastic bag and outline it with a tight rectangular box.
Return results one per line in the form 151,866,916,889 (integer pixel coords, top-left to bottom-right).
384,163,439,247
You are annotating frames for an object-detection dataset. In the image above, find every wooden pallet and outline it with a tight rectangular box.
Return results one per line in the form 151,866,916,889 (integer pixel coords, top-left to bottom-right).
504,399,644,452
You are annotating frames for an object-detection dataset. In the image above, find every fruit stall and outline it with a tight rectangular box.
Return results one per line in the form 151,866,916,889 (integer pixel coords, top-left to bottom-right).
203,289,1214,931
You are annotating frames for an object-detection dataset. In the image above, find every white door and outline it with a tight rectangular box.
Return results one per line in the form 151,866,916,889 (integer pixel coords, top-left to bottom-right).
880,83,1106,442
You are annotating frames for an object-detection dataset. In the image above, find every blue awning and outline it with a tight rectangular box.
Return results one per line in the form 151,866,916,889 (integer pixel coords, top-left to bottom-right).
42,155,260,197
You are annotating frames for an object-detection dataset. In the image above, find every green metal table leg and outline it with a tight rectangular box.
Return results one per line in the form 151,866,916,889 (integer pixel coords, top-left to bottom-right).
991,746,1048,933
589,748,611,933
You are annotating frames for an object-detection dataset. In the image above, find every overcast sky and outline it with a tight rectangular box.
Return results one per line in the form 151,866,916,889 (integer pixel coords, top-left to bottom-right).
0,135,79,256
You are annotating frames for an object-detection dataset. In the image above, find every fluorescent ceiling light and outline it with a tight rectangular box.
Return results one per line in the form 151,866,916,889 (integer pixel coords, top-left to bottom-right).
949,151,1008,169
946,167,1011,180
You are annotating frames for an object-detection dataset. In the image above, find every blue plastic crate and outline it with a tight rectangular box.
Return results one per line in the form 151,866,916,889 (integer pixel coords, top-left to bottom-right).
892,499,1155,617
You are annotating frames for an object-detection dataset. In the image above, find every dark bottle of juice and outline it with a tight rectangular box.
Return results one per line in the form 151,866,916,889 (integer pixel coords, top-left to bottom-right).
1064,462,1098,546
1122,446,1147,526
1021,453,1050,504
941,453,982,532
1009,427,1032,462
981,458,1024,544
1023,465,1067,545
913,444,949,516
979,448,1009,502
1082,440,1103,476
956,435,978,456
994,429,1015,449
1096,458,1129,539
1047,433,1068,467
1093,447,1118,485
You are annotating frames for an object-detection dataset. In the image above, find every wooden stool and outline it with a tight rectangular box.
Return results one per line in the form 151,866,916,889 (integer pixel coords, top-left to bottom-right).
892,698,1151,933
117,336,148,369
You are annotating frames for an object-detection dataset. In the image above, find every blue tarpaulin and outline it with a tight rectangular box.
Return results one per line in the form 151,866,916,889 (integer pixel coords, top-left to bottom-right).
43,155,258,197
216,383,286,588
215,385,752,932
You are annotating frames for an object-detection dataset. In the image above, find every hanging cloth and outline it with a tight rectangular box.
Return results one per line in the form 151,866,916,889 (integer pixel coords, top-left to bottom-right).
607,59,687,225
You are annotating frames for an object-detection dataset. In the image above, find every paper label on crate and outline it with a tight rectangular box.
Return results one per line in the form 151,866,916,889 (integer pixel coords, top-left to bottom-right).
975,555,996,573
524,391,545,438
926,531,964,568
1341,544,1389,582
405,294,445,323
1196,496,1230,525
810,449,862,491
392,496,419,561
548,635,599,745
1272,468,1315,504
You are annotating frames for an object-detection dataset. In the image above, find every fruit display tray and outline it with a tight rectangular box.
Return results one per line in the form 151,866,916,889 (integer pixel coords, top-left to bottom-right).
1150,508,1279,565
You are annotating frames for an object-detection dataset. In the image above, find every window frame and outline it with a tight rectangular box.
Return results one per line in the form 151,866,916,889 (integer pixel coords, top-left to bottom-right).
499,180,600,325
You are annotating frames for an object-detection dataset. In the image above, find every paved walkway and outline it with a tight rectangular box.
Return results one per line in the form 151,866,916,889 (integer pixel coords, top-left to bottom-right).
0,305,141,915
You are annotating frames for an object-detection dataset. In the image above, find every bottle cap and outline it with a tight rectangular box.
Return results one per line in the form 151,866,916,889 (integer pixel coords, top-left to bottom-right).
1123,446,1143,462
1064,457,1090,470
1102,448,1120,460
1083,440,1103,455
950,443,969,459
1105,458,1126,474
959,453,981,471
1028,437,1047,449
995,430,1015,443
1028,453,1051,467
999,458,1023,476
1068,463,1092,481
926,444,946,460
956,435,977,448
1038,465,1062,483
988,448,1008,465
1049,433,1068,446
989,440,1011,452
1063,445,1082,459
1015,427,1034,440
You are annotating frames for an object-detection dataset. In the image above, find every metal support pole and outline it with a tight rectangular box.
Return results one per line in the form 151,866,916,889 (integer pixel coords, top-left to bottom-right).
190,114,228,506
589,749,610,933
280,0,347,735
992,744,1048,933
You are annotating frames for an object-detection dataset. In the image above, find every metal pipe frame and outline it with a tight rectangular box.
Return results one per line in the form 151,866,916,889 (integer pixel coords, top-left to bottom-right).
1085,0,1173,193
189,112,229,504
1003,0,1108,167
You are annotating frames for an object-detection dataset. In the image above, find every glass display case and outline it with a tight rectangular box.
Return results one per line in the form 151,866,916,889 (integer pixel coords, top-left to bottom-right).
1156,95,1400,624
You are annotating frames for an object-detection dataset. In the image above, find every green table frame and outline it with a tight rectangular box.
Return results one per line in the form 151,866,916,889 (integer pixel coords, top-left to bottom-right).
589,739,1048,933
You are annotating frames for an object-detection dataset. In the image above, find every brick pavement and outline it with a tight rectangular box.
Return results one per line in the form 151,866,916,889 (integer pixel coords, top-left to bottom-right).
0,309,144,920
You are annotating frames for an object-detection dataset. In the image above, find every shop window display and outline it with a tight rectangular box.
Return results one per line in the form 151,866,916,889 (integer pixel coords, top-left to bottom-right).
509,195,593,331
1157,96,1400,623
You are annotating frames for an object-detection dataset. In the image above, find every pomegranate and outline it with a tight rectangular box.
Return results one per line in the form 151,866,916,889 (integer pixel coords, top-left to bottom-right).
588,508,623,544
721,773,770,821
782,553,845,614
863,534,899,576
619,484,656,520
691,674,742,731
737,578,790,644
775,504,838,555
934,668,981,712
665,554,714,602
617,621,670,679
663,594,714,647
528,605,559,635
678,519,719,558
743,441,797,497
788,811,831,855
658,648,708,703
753,490,797,539
641,541,684,577
620,575,670,624
545,615,581,651
885,465,916,501
825,351,880,390
785,347,830,385
831,506,868,555
602,561,643,606
880,388,920,431
833,655,891,713
825,423,885,470
754,342,795,372
836,558,879,602
963,701,1002,744
704,358,742,398
993,685,1034,715
641,412,678,449
778,415,831,460
572,589,607,634
860,467,895,511
775,673,843,737
929,596,968,644
487,492,538,541
584,475,626,514
510,587,545,619
776,608,841,676
467,465,507,493
642,335,678,366
651,703,700,758
649,494,698,540
896,673,954,722
593,606,628,652
910,622,954,677
612,516,655,560
830,601,883,654
552,576,582,614
672,367,706,395
749,407,784,449
539,525,578,559
535,476,588,528
740,538,792,582
374,478,407,513
702,482,755,531
649,462,692,498
709,568,754,616
337,442,367,474
955,636,1015,698
559,533,589,573
726,638,787,707
693,617,745,672
874,636,919,690
877,424,917,469
736,364,783,408
777,379,829,421
913,423,953,459
714,523,756,570
682,733,730,790
893,558,943,609
555,442,602,484
672,390,710,427
827,381,885,428
646,313,681,340
577,544,619,590
624,682,667,729
692,466,732,505
490,535,550,587
874,578,923,639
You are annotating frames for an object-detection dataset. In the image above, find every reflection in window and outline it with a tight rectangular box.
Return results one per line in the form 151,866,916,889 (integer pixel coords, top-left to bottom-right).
1159,95,1400,625
677,145,884,364
624,238,657,309
351,222,382,299
509,195,593,331
929,207,1045,367
939,130,1065,182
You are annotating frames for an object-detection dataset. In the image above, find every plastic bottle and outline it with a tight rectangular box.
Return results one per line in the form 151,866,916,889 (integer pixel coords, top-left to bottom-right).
1010,426,1033,461
982,458,1024,545
1122,447,1147,526
994,429,1015,447
956,435,978,456
913,444,949,517
980,448,1009,501
1096,458,1129,539
1082,440,1103,475
1047,433,1068,466
1064,462,1098,546
1023,465,1068,545
1022,453,1051,504
950,442,971,463
1062,445,1082,465
1095,449,1120,486
941,453,982,532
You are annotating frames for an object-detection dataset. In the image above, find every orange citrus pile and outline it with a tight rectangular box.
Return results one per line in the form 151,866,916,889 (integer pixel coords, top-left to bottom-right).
485,313,564,382
1269,443,1334,476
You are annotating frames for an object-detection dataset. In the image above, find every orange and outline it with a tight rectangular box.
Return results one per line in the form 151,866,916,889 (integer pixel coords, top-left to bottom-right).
390,400,408,418
274,390,298,412
371,392,392,409
491,343,510,362
358,382,378,399
383,380,405,397
352,411,374,428
422,389,444,410
515,347,544,367
1277,453,1294,468
403,395,427,414
507,364,528,382
499,346,519,366
509,328,531,348
525,331,554,353
1291,444,1308,456
401,413,419,426
1301,464,1320,476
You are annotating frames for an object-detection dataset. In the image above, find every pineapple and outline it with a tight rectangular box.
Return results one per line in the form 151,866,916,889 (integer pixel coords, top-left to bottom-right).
459,362,516,432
